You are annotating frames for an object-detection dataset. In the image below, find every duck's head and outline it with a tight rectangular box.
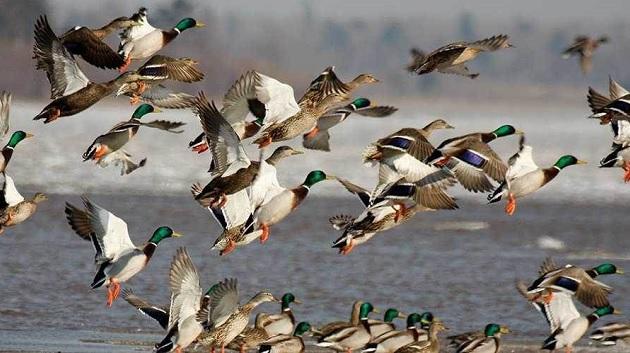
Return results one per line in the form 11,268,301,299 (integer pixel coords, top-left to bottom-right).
173,18,205,33
353,74,380,85
491,125,523,139
131,104,161,119
250,291,280,305
383,308,407,322
419,311,434,330
303,170,334,188
148,226,183,244
591,263,623,275
32,193,48,203
553,155,587,170
359,302,379,320
270,146,303,160
484,323,511,337
593,306,622,318
281,292,302,310
406,313,422,329
6,131,33,148
349,98,371,110
294,322,312,337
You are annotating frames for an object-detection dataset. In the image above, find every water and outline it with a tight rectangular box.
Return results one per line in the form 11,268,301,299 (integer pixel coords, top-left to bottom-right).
0,100,628,350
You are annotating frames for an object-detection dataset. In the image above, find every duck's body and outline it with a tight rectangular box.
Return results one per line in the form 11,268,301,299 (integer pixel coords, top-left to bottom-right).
313,301,364,339
409,35,511,79
364,313,425,353
451,324,510,353
65,197,181,307
316,302,377,352
258,322,311,353
590,322,630,346
488,136,586,215
0,174,46,234
393,320,447,353
227,316,270,352
562,35,608,74
256,293,301,337
542,306,619,353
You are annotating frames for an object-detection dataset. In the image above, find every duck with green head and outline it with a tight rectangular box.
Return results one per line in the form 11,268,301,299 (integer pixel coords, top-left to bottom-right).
368,308,408,339
0,131,33,173
82,104,185,175
256,292,303,336
118,7,205,71
317,302,380,352
302,97,398,152
449,323,510,353
363,313,426,353
253,170,333,244
258,321,312,353
543,306,620,353
64,197,182,307
488,135,586,215
393,319,448,353
427,124,523,193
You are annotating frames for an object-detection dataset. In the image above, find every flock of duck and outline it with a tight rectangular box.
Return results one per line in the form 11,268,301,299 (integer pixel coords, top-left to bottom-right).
0,6,627,353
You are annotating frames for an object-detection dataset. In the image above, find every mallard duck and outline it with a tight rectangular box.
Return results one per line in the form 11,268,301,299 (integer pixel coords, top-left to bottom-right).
83,103,185,175
363,313,423,353
600,120,630,182
252,169,333,243
427,124,522,193
117,7,205,71
254,66,374,148
409,34,512,79
258,322,312,353
367,308,408,339
487,136,586,215
316,302,379,352
393,319,447,353
518,257,622,308
64,197,182,307
451,324,510,353
330,177,428,254
195,284,279,353
58,16,139,69
0,97,32,173
0,174,46,234
122,288,170,330
542,306,620,353
313,301,366,338
590,322,630,346
154,248,224,353
256,293,302,336
405,49,427,73
115,54,204,106
302,98,397,152
587,76,630,124
33,16,143,123
562,35,608,74
227,315,272,352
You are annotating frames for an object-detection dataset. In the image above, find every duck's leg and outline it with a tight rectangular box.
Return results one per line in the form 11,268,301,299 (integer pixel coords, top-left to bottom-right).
240,344,245,353
175,346,183,353
256,136,273,148
392,202,407,222
434,155,452,168
623,162,630,183
221,344,226,353
118,56,132,73
106,279,120,307
259,224,270,244
210,346,215,353
129,95,141,105
542,290,554,304
565,346,572,353
304,127,320,139
221,240,236,256
505,193,517,215
210,194,228,209
192,142,209,153
341,240,355,255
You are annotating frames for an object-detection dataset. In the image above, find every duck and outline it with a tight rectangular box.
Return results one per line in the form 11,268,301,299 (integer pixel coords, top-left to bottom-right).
487,135,586,215
316,302,379,352
302,97,398,152
115,54,204,106
58,15,139,69
517,257,622,308
256,292,302,336
393,319,447,353
121,288,170,330
258,322,312,353
33,16,144,123
313,301,366,338
367,308,408,339
590,322,630,346
154,249,227,353
83,103,185,175
562,35,609,74
254,67,376,148
64,197,182,307
599,117,630,182
330,177,428,254
117,7,205,71
227,315,272,352
587,76,630,124
451,324,510,353
363,313,424,353
252,169,333,244
409,34,512,79
542,306,620,353
0,174,46,234
0,93,33,172
427,124,522,193
195,285,279,353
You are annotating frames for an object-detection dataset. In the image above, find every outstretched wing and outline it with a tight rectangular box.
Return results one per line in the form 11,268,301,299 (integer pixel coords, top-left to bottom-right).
466,34,511,51
168,248,203,332
0,92,11,139
139,120,186,133
122,288,169,330
506,135,539,183
61,27,125,69
207,278,239,328
33,15,90,99
138,84,196,109
0,174,24,209
137,55,204,82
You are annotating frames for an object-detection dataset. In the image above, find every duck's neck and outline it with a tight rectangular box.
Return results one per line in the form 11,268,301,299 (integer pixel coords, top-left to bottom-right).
586,313,601,326
93,20,121,39
542,167,560,185
360,318,371,333
480,132,497,143
143,242,158,260
290,186,310,210
1,147,13,171
408,327,419,341
266,153,287,166
162,29,179,45
242,297,268,313
282,307,296,323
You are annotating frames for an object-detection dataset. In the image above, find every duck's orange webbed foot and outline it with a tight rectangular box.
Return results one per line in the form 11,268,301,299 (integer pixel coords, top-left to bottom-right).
623,162,630,183
118,56,131,73
340,240,355,255
505,193,516,216
221,239,236,256
259,224,270,244
393,202,407,222
304,127,320,139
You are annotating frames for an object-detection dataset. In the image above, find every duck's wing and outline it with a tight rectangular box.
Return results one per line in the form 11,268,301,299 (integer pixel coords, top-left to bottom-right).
538,257,560,276
300,66,350,105
137,84,196,109
465,34,511,51
250,154,285,210
378,129,436,162
98,150,147,176
587,87,612,113
209,188,254,231
167,248,203,332
122,288,169,330
458,138,508,182
117,7,155,50
0,92,11,139
354,105,398,118
194,92,250,176
613,120,630,146
64,197,135,264
137,55,204,83
33,15,90,99
609,76,630,100
138,119,186,133
562,36,588,57
573,273,614,308
61,27,125,69
206,278,240,328
334,177,371,207
505,135,539,184
407,48,427,72
329,214,355,230
548,292,581,331
0,174,24,209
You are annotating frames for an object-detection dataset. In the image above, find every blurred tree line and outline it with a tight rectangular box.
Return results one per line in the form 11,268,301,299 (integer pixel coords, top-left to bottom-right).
0,0,629,100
